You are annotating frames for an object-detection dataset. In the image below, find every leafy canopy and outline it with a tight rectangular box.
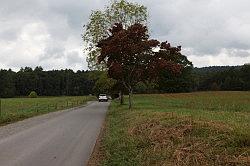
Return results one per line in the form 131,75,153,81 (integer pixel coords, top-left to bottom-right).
97,23,192,108
97,23,192,107
83,0,147,70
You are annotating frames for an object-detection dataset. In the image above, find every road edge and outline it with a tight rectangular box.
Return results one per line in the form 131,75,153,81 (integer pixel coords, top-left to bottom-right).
87,106,108,166
0,101,97,140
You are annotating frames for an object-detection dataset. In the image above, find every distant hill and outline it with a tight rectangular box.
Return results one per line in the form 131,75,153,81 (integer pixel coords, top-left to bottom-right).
194,66,242,74
192,65,250,91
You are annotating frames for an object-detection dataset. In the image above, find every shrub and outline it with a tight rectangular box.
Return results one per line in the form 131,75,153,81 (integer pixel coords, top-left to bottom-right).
28,91,38,98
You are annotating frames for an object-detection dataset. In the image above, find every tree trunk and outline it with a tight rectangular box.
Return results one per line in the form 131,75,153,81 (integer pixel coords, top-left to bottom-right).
128,89,133,109
119,90,124,105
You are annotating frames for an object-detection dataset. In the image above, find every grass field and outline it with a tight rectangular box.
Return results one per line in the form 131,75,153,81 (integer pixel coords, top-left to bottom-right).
95,91,250,166
0,96,96,125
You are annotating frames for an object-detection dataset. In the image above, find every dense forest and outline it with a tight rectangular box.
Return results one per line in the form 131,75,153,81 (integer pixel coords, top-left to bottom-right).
193,65,250,91
0,64,249,98
0,67,96,98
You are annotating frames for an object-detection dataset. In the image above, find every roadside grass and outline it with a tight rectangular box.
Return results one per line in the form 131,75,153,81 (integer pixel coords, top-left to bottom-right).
100,92,250,166
0,96,96,125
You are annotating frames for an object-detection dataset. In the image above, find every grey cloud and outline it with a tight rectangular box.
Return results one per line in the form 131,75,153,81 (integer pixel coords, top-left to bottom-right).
40,44,66,61
66,51,83,65
0,0,102,71
1,0,250,70
226,49,250,57
136,0,250,57
0,29,18,41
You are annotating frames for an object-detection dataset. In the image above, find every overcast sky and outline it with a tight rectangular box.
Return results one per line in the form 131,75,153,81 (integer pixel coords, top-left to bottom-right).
1,0,250,71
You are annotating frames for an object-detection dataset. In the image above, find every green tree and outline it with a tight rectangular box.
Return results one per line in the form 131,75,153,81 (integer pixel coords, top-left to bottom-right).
92,72,116,96
83,0,147,105
83,0,147,70
210,82,220,91
158,66,194,93
0,69,16,98
28,91,38,98
241,64,250,90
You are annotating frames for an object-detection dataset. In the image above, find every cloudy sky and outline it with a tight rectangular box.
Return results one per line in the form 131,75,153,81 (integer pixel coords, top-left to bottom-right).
1,0,250,71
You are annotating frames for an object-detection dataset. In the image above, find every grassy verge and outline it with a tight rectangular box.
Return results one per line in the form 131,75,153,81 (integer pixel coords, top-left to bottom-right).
0,96,96,125
98,92,250,166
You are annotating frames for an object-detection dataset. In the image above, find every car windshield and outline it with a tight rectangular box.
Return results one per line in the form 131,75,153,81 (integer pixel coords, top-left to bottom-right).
99,94,106,96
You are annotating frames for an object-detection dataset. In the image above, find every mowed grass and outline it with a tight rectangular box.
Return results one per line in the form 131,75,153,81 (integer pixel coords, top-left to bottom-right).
100,92,250,166
0,96,96,125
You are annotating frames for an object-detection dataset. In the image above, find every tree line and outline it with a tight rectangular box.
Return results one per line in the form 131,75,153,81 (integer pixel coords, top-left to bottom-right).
193,65,250,91
0,64,249,98
160,64,250,92
0,67,95,98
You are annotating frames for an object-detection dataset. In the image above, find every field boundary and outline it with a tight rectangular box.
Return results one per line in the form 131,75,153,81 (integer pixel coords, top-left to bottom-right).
0,100,96,127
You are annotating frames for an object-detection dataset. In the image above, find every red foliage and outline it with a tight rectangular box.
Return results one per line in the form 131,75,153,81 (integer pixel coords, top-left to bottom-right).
108,62,123,80
97,23,187,89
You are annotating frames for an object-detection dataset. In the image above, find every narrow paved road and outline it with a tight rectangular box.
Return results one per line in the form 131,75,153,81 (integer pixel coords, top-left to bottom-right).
0,101,109,166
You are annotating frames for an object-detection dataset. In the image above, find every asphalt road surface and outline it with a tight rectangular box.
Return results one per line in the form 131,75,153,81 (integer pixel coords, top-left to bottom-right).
0,101,109,166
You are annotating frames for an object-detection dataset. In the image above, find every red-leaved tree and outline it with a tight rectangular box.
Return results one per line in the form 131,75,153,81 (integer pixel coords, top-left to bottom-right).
97,23,188,109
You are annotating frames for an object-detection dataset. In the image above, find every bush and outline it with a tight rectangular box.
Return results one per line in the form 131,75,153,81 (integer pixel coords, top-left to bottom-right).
28,91,38,98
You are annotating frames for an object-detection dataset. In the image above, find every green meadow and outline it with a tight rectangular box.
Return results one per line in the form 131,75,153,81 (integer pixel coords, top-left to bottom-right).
98,92,250,166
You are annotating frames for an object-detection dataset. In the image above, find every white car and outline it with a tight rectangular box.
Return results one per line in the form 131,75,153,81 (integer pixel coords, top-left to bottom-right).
98,94,108,102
